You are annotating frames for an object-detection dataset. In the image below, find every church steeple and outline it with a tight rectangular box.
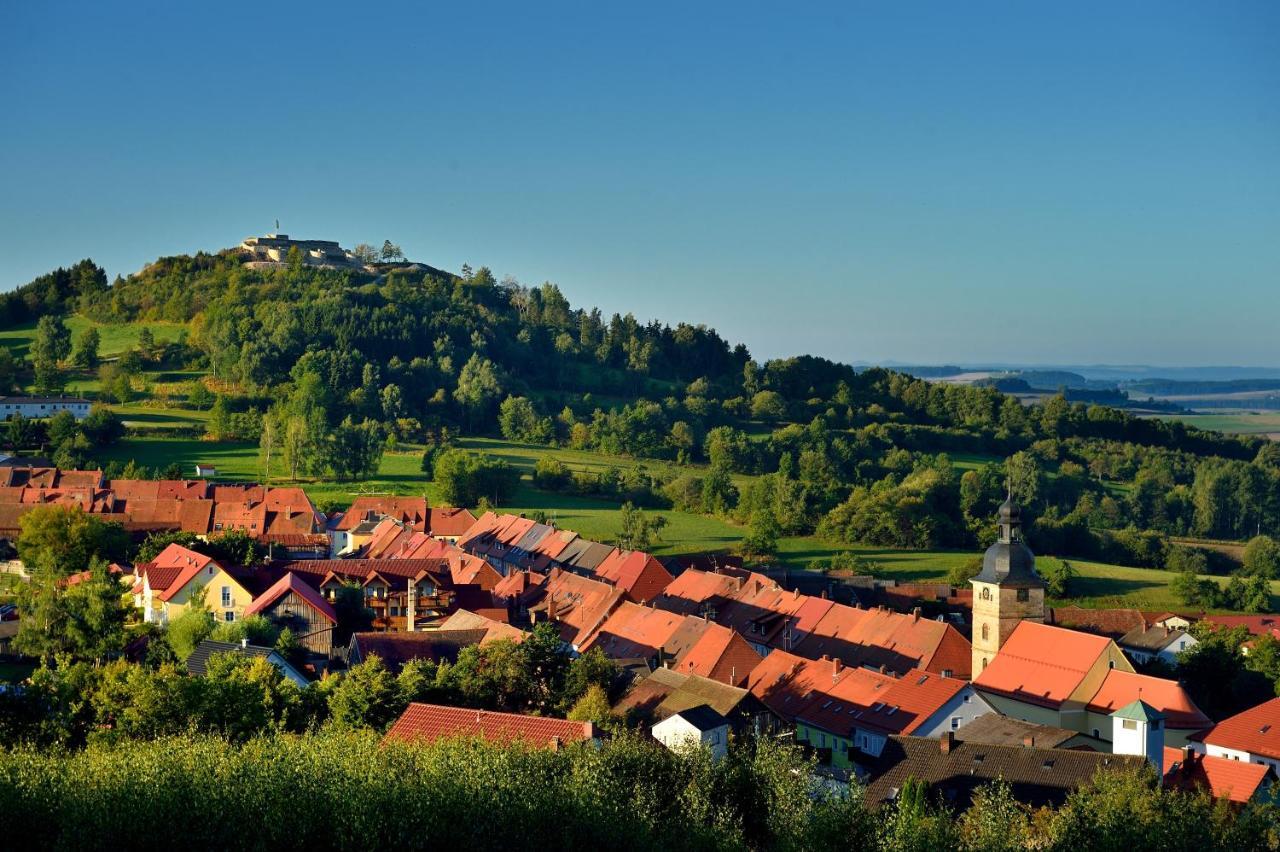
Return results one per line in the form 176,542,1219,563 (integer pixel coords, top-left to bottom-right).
970,497,1046,676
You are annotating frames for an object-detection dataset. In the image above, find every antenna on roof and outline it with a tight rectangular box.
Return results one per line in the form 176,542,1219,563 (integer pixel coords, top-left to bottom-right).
275,218,280,232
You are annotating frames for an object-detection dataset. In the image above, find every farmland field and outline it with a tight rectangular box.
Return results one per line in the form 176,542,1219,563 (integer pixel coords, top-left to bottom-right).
1153,412,1280,437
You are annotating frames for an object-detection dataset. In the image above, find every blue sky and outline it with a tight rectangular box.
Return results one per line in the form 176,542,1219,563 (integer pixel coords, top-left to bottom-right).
2,1,1277,366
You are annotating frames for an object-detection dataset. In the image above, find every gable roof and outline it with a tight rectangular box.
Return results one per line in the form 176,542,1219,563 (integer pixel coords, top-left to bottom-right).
438,609,527,643
143,544,232,602
1119,623,1192,653
1163,747,1271,803
385,702,594,748
1085,669,1210,730
348,630,488,673
954,714,1089,750
1200,696,1280,759
863,735,1147,809
613,667,754,721
593,550,674,603
242,572,336,624
337,496,428,532
577,601,688,659
672,624,763,687
667,704,727,732
973,621,1114,708
794,602,972,679
184,638,306,683
1049,606,1148,639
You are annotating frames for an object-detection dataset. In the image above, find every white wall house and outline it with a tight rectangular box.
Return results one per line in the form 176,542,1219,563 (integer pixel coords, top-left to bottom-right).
1119,626,1198,667
0,397,92,421
652,706,731,760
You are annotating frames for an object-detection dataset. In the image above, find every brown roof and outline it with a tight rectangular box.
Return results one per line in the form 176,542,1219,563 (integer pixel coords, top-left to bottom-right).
1049,606,1147,639
863,734,1147,808
613,667,754,722
954,714,1092,750
348,630,488,673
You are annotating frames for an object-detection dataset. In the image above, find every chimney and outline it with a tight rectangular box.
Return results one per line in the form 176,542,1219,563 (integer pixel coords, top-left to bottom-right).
912,607,921,622
832,658,843,679
940,731,955,754
551,736,562,752
547,596,558,621
1022,734,1035,748
406,579,417,633
1181,745,1194,764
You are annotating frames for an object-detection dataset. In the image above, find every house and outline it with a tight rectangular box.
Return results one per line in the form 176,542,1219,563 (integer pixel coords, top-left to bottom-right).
973,620,1210,747
612,667,773,732
185,638,310,687
652,705,731,759
194,464,217,478
862,732,1147,809
1118,622,1198,666
241,573,337,657
385,702,598,748
1163,745,1273,804
748,650,993,767
330,498,475,555
591,549,674,603
1048,606,1148,640
669,623,763,687
346,629,490,673
436,609,526,643
0,396,92,421
527,568,625,649
955,714,1107,752
133,544,253,625
1196,696,1280,773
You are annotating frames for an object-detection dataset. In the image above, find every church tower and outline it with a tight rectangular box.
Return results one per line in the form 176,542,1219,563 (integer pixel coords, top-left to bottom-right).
970,497,1045,676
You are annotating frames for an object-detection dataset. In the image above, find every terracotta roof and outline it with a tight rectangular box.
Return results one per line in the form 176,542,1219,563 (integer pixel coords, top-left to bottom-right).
657,568,745,616
672,624,763,687
426,506,478,538
282,558,450,583
795,602,972,679
577,601,688,659
337,497,428,532
973,621,1114,709
1201,615,1280,639
1085,669,1210,731
242,572,336,624
593,550,674,603
1163,747,1271,803
863,735,1146,809
385,702,594,748
141,543,225,602
531,569,624,646
437,609,527,643
493,570,543,603
1200,696,1280,760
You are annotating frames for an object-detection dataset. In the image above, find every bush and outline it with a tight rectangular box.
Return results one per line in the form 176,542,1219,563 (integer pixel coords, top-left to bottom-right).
532,457,571,491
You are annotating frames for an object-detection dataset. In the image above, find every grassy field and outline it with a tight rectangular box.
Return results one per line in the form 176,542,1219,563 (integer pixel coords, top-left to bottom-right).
1154,412,1280,437
0,317,185,361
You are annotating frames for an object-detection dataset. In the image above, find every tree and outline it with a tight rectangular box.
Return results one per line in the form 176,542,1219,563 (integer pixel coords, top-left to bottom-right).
742,506,779,558
565,685,617,731
1170,568,1221,608
31,315,72,366
332,582,373,647
79,406,124,446
166,605,215,661
616,501,667,551
498,396,552,444
453,354,503,430
351,243,378,264
259,409,279,483
750,390,787,422
13,554,127,663
17,504,128,576
433,449,519,507
1041,558,1076,597
379,240,404,263
70,326,100,368
1243,535,1280,579
1004,451,1043,509
188,382,215,410
947,556,983,587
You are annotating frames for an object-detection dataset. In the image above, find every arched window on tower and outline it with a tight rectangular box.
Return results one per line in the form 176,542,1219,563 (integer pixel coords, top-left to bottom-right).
980,587,991,601
981,624,989,641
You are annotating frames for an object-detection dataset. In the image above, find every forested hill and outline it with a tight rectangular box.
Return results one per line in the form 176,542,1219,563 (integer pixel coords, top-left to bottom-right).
4,249,1280,594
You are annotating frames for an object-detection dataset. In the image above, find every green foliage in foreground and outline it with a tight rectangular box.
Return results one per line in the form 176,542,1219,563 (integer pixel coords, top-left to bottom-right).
0,731,1275,852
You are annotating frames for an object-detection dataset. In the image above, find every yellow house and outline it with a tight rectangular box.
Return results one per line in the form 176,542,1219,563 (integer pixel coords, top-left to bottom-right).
134,543,253,625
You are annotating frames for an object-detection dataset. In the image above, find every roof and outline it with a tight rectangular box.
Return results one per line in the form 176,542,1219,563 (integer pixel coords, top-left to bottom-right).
348,630,488,673
427,505,478,537
1050,606,1148,639
385,702,594,748
1085,669,1210,731
337,496,428,532
437,609,527,643
672,624,763,687
793,602,972,679
1163,747,1271,803
666,704,728,732
594,550,674,603
863,735,1147,808
1119,623,1192,653
972,499,1045,588
143,543,226,602
1113,699,1165,723
186,639,287,676
242,572,336,624
1200,696,1280,760
954,715,1089,750
973,621,1114,708
532,568,624,646
613,667,754,721
747,650,971,738
577,601,688,659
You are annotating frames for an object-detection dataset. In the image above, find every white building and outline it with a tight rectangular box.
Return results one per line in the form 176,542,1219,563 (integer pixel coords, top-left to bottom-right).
0,396,92,421
1199,696,1280,774
652,705,731,760
1118,623,1198,667
1111,699,1165,777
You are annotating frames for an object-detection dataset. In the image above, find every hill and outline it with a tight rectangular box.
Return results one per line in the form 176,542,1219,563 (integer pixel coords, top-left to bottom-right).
2,245,1279,614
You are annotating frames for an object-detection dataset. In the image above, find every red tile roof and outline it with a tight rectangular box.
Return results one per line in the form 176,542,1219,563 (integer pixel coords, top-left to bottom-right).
973,621,1114,709
593,550,674,603
1085,669,1210,731
1163,747,1271,803
243,572,336,624
385,702,595,748
1200,696,1280,760
338,497,428,532
427,506,478,538
673,624,763,686
795,602,972,679
577,601,688,659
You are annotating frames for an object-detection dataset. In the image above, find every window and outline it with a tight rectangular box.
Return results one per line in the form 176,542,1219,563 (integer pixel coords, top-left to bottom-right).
951,717,961,730
980,588,991,601
1016,588,1029,602
981,624,989,641
1092,729,1100,738
221,586,231,607
224,611,235,623
1122,719,1137,731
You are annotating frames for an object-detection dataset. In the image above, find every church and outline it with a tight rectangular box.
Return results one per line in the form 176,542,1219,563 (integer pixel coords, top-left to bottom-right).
969,498,1211,748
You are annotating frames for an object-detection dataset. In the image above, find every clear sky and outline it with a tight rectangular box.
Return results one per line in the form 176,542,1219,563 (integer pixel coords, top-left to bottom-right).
2,1,1277,366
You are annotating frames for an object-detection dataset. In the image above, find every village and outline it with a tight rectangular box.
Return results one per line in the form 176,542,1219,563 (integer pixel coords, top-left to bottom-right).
0,462,1276,811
